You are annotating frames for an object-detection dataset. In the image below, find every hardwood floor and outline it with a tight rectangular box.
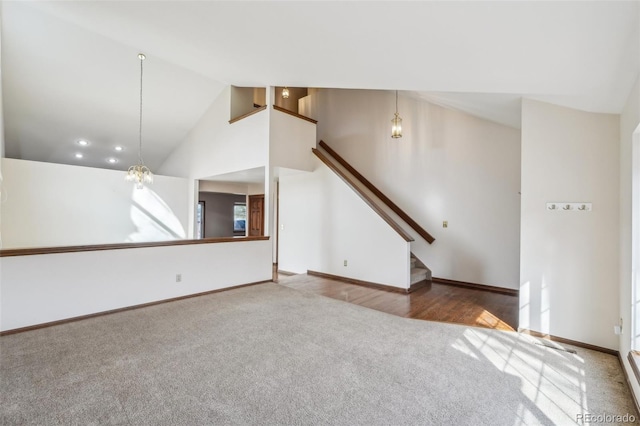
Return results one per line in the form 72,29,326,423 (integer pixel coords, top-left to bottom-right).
277,273,518,331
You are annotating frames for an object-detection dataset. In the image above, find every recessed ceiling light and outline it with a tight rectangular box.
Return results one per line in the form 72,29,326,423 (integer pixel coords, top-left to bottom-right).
75,153,83,159
77,139,89,146
114,146,123,151
107,158,118,163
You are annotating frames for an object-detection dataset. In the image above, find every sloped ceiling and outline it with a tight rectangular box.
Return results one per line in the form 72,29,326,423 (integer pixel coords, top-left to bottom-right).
2,1,638,170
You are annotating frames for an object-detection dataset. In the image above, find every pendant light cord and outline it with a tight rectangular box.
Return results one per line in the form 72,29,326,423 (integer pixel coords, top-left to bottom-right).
138,54,144,165
395,90,398,115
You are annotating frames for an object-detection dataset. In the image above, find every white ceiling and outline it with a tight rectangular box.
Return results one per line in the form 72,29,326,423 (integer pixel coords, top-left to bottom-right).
2,1,638,170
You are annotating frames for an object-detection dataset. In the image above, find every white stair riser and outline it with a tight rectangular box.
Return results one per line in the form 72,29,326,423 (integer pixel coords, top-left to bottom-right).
410,267,429,285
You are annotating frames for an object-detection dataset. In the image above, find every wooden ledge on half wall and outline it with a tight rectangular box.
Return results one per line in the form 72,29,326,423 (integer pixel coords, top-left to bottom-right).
272,105,318,124
228,105,267,124
0,236,270,257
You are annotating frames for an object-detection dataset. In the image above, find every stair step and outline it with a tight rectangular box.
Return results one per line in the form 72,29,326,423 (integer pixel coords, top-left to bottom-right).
410,267,428,285
410,257,417,267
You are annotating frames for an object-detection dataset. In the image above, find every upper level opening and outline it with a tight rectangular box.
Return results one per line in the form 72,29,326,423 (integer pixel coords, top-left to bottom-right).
230,86,266,121
274,87,308,115
230,86,311,122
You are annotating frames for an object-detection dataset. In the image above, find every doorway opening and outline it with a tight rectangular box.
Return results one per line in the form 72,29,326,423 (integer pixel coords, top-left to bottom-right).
248,194,265,237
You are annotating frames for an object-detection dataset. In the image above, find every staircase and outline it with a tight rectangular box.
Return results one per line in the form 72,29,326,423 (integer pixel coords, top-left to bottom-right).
311,142,435,292
410,256,431,290
314,141,436,291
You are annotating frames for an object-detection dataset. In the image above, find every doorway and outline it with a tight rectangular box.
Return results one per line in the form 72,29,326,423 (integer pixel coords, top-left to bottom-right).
198,192,247,238
248,194,265,236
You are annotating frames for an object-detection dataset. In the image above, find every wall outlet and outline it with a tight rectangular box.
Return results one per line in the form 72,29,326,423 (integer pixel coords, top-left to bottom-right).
176,274,182,283
443,221,448,228
343,260,348,267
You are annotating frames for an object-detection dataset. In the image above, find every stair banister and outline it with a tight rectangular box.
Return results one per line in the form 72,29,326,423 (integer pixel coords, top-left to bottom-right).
319,140,435,244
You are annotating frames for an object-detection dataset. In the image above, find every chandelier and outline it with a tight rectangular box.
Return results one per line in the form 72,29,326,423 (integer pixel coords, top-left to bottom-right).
391,90,403,139
126,53,153,189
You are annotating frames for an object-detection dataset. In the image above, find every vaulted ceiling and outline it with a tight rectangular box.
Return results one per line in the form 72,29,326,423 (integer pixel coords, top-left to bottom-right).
2,1,638,170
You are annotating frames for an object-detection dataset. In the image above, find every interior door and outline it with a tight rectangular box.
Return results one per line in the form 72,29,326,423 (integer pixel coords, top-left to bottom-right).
248,194,264,236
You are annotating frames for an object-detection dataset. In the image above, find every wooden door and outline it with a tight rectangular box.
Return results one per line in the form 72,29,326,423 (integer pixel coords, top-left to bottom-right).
248,195,264,236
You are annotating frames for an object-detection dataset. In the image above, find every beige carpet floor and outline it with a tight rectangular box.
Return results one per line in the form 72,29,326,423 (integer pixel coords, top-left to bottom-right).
1,282,638,425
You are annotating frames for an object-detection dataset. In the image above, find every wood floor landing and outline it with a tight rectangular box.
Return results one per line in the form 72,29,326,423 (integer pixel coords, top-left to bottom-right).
277,273,518,331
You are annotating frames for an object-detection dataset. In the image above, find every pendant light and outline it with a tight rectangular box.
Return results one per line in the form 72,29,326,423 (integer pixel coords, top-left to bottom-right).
282,87,290,99
125,53,153,189
391,90,403,139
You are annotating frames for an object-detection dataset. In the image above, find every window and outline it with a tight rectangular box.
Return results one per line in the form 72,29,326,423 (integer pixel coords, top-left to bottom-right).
234,203,246,233
632,131,640,349
196,201,205,239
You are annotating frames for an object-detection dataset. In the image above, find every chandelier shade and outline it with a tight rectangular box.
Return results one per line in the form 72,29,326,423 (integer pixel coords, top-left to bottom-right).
391,90,402,139
126,164,153,189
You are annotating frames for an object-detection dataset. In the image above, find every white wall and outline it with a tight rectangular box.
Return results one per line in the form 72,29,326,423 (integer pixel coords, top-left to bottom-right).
307,89,521,289
199,180,249,194
158,86,269,239
619,75,640,398
520,99,620,350
0,10,4,160
269,108,316,172
0,239,272,331
248,182,264,195
1,158,189,249
158,86,268,180
0,12,5,245
279,156,410,289
230,86,256,120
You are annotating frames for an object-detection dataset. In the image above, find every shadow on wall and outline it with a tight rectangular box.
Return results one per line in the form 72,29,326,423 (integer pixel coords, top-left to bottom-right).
127,186,186,242
519,275,551,336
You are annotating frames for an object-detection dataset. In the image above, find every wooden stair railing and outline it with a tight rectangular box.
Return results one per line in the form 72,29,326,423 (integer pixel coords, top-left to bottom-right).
319,140,435,244
228,105,267,124
273,105,318,124
312,148,414,243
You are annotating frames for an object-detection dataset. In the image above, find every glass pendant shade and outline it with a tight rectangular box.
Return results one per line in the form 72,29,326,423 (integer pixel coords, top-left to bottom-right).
126,164,153,189
391,113,403,138
282,87,290,99
391,90,403,138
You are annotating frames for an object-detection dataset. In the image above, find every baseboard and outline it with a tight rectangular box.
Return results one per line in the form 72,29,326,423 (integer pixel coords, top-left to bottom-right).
519,328,618,356
0,279,272,336
432,277,518,296
277,270,298,276
307,270,409,294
